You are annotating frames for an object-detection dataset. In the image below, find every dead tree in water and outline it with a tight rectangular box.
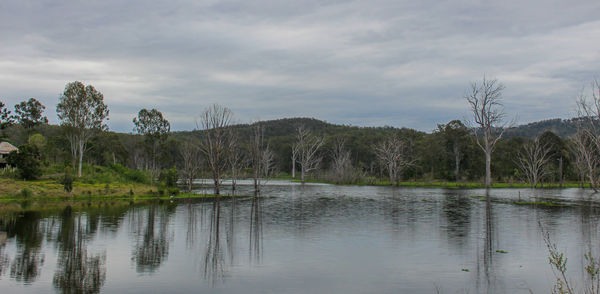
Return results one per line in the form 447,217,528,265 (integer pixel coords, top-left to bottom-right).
180,140,202,192
198,104,233,195
250,124,275,193
374,136,415,186
575,80,600,191
465,76,508,188
295,126,323,183
515,138,552,188
330,138,353,184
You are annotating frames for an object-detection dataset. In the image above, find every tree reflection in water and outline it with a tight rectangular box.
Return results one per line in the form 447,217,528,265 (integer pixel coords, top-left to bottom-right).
7,211,45,284
249,195,263,264
132,203,174,273
53,206,106,294
475,190,500,294
204,199,225,285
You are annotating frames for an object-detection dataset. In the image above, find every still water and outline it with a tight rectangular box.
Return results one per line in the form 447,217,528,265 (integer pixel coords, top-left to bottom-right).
1,181,599,293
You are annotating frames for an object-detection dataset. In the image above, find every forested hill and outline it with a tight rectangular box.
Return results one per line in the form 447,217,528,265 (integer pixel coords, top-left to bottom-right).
503,118,582,139
173,117,581,140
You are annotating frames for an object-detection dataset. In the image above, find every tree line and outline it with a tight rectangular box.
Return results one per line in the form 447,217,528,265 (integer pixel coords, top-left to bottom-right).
2,78,600,193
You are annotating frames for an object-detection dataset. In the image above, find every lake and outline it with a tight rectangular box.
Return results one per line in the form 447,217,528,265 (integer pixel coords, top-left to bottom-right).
1,180,599,293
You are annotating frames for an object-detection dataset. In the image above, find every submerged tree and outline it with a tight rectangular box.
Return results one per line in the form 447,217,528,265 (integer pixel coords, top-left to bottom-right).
295,125,324,183
198,104,233,195
57,81,109,177
465,76,508,188
179,140,202,192
250,123,274,193
575,80,600,191
374,135,416,185
515,138,552,188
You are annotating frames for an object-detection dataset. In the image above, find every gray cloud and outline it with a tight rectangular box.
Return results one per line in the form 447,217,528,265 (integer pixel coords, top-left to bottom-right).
1,0,599,131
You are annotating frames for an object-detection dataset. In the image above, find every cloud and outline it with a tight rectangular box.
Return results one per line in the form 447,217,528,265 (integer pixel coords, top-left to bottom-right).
1,0,599,131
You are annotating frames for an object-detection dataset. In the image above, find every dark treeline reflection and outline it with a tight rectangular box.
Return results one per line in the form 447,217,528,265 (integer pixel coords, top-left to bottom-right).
53,206,106,294
0,204,130,293
131,202,176,273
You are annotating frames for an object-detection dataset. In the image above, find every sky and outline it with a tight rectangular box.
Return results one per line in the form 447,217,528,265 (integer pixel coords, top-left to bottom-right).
1,0,599,133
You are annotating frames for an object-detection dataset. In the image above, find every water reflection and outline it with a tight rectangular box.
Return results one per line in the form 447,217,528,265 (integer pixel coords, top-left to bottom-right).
203,199,225,284
53,206,106,294
6,211,46,284
0,185,598,293
249,196,263,263
442,190,471,247
132,203,175,273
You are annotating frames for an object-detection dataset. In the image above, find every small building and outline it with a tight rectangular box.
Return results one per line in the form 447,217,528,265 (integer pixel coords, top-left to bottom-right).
0,141,18,168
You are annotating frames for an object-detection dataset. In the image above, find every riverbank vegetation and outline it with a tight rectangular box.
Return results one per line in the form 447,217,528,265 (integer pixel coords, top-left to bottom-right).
2,79,600,196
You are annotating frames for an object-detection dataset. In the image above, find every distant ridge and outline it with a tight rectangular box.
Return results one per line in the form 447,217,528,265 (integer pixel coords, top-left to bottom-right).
172,116,583,139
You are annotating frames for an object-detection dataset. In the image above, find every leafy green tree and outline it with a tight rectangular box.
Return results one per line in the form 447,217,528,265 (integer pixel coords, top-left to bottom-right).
0,101,14,130
57,81,109,178
6,144,41,180
14,98,48,131
438,120,470,181
133,109,170,181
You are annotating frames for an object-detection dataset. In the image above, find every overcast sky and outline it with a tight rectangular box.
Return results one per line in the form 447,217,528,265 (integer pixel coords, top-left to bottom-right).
1,0,599,132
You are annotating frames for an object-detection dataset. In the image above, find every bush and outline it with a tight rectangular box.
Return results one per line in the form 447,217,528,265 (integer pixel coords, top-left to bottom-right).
61,167,74,193
110,164,149,184
18,187,33,198
0,166,18,179
159,167,178,188
168,187,180,195
6,144,41,180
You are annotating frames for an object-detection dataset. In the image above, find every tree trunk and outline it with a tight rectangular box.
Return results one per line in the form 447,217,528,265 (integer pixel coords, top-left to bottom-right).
214,172,220,195
292,158,296,179
78,139,84,178
454,144,460,181
301,166,305,183
558,157,563,188
485,148,491,188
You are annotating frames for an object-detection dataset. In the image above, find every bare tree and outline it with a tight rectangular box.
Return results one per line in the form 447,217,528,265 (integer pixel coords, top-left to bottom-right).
373,136,416,186
180,140,202,192
227,130,245,192
291,143,299,179
261,147,275,179
571,130,599,191
330,138,352,184
515,138,552,188
249,124,275,193
295,126,324,183
465,76,508,188
57,81,109,177
198,104,233,195
575,80,600,191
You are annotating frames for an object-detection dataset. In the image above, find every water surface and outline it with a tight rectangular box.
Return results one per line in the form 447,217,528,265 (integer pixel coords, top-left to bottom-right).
1,181,599,293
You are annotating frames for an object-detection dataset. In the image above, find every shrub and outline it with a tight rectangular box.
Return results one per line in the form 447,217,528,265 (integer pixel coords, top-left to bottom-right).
18,187,33,198
6,144,41,180
159,167,178,187
61,168,74,193
168,187,180,195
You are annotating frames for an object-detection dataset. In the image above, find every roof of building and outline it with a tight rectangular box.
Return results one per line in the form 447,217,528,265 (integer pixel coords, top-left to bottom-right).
0,142,18,154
